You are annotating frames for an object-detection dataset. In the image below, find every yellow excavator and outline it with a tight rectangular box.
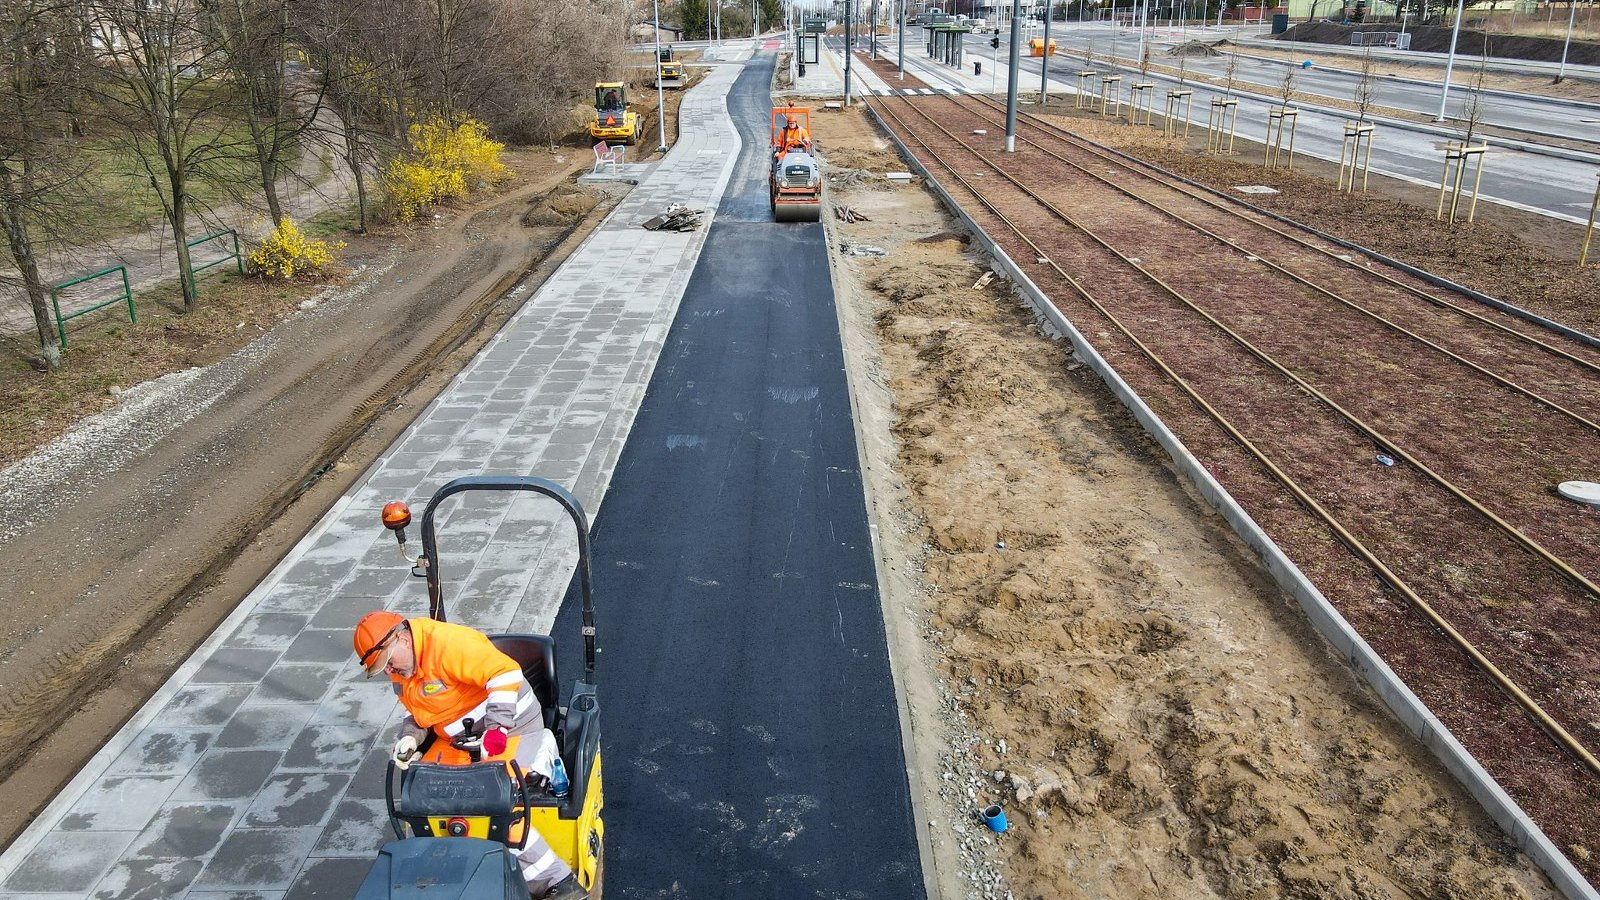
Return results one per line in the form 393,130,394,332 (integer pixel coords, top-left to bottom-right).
590,82,639,144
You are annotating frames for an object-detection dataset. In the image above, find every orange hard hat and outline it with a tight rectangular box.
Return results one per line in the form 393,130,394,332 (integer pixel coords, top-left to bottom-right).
785,115,797,127
353,610,405,676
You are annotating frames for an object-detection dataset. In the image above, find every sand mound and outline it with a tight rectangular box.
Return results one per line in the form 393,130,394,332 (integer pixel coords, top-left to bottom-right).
1169,40,1223,57
522,186,600,227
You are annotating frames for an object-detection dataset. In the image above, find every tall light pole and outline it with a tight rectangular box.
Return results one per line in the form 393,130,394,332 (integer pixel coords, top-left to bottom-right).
845,0,854,104
898,0,907,77
1555,0,1579,84
653,0,668,154
1040,0,1052,102
1004,0,1022,150
1433,0,1467,122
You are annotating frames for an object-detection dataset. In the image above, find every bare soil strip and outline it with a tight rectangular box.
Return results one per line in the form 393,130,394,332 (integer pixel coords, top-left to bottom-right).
813,101,1564,899
866,90,1600,883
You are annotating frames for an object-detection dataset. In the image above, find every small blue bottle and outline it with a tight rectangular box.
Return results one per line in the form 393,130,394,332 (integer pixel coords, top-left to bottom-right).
550,757,570,799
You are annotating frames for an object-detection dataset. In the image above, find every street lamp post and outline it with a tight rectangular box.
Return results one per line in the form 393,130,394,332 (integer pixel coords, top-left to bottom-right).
1040,0,1053,102
1433,0,1467,122
1005,0,1022,150
845,0,854,104
898,0,906,77
653,0,668,154
1556,0,1579,84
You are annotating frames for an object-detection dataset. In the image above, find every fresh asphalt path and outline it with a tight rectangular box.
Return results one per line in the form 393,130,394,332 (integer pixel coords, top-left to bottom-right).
553,54,927,898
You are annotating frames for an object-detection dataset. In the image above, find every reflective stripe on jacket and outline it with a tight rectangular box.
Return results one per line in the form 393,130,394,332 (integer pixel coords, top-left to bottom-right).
392,618,541,737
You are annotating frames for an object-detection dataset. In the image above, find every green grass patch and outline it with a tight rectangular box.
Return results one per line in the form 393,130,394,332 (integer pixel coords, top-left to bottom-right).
72,117,307,245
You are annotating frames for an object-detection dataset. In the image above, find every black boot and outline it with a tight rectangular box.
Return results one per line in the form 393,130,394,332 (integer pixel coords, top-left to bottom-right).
541,874,586,899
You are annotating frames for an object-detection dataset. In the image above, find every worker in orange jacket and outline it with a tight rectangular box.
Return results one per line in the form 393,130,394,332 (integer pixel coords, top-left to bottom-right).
354,610,583,899
776,114,812,157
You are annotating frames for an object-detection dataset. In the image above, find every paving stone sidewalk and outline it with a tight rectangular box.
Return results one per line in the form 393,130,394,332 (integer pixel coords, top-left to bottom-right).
0,56,746,900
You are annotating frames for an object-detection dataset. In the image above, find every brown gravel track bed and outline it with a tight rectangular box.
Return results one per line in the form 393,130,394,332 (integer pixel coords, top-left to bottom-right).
868,91,1600,878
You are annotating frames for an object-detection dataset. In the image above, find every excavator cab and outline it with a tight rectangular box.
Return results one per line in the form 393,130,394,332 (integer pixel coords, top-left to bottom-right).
591,81,639,144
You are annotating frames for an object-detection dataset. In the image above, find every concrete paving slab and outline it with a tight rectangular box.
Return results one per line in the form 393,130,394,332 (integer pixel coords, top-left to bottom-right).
0,54,748,899
2,832,137,894
93,857,207,899
191,828,320,892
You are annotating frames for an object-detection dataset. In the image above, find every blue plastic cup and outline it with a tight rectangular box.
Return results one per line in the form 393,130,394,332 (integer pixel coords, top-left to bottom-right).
981,804,1008,833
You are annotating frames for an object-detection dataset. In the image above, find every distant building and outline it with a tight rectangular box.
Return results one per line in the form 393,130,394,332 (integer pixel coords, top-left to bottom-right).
631,20,685,42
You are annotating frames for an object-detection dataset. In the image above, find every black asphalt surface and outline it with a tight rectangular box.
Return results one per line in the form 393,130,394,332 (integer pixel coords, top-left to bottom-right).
553,54,927,899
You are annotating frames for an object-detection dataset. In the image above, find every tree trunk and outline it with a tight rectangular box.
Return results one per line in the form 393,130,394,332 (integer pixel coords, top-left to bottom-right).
248,108,285,225
168,172,196,311
0,166,61,369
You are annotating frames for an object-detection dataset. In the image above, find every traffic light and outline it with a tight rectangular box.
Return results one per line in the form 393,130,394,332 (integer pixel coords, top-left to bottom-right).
989,35,999,48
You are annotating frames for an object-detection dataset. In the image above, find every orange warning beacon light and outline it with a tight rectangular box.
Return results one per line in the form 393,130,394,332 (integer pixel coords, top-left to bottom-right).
382,501,412,530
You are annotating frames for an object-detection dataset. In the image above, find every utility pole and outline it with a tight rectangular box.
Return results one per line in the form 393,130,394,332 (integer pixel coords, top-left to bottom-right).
1556,0,1578,83
1434,0,1467,121
654,0,668,154
1040,0,1053,102
873,0,880,56
898,0,907,77
1005,0,1022,150
845,0,855,104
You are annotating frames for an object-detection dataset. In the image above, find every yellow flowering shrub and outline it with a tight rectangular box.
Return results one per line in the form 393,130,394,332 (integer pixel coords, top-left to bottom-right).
382,116,509,222
249,218,345,279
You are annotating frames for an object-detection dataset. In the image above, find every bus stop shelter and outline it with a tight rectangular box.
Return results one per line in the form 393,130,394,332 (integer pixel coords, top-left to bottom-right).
925,23,971,68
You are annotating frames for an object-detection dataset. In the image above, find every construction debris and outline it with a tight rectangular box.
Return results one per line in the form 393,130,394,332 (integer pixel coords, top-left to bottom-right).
835,205,872,223
642,206,705,231
841,242,888,258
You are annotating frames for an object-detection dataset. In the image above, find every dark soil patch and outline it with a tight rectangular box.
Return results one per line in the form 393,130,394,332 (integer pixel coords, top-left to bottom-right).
1280,21,1600,66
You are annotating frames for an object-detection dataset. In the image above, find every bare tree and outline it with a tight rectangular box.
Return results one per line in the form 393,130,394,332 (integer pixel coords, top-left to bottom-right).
1276,63,1297,107
295,0,387,230
89,0,238,312
1459,50,1489,146
1222,50,1239,97
203,0,324,226
1353,46,1376,123
1,0,94,368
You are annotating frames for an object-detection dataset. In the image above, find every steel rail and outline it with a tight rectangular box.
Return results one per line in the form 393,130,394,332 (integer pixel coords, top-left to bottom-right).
868,92,1600,779
884,93,1600,605
938,95,1600,436
967,93,1600,380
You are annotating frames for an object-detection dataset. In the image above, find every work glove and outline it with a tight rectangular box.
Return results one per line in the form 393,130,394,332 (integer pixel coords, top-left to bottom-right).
391,735,419,770
482,727,508,757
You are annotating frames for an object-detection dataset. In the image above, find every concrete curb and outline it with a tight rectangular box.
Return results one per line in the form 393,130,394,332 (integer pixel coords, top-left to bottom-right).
861,98,1600,900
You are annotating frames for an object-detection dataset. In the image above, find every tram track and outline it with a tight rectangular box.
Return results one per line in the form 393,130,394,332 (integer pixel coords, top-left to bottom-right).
865,91,1600,856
